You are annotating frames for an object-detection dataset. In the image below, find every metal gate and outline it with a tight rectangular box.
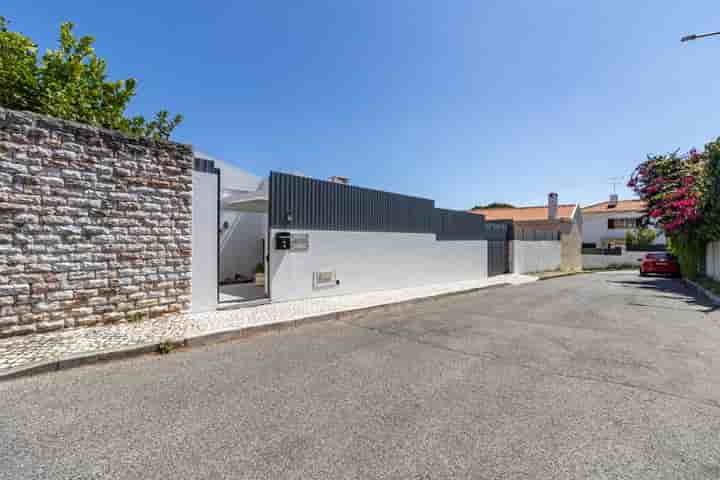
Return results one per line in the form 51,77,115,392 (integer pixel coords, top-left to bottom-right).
488,240,509,276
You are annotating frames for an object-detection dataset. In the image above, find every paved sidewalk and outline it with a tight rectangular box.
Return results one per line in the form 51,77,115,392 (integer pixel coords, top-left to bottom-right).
0,274,535,373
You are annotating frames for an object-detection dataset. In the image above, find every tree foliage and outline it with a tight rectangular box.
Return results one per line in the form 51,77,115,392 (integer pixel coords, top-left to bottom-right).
473,202,515,209
699,138,720,241
0,16,39,111
0,17,182,139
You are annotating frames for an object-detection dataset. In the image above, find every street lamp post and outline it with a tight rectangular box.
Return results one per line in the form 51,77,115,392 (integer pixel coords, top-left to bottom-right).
681,31,720,42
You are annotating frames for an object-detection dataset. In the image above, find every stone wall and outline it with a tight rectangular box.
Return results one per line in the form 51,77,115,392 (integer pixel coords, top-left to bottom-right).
0,108,193,337
560,222,583,271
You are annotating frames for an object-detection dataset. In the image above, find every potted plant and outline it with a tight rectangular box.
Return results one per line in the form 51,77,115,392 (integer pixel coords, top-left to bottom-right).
254,262,265,286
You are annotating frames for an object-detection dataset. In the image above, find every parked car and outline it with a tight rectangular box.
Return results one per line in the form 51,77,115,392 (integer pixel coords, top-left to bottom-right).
639,253,681,277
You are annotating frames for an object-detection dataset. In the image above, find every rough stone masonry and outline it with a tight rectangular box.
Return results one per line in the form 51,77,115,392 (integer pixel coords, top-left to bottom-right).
0,107,193,337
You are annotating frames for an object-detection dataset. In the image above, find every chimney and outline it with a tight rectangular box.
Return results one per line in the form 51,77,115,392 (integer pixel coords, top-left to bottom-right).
328,176,350,185
608,193,618,208
548,192,558,220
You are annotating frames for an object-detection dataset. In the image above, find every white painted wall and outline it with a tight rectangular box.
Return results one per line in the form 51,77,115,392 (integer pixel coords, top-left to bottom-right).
582,251,644,269
583,212,665,247
512,241,561,273
268,230,487,302
191,171,219,313
707,241,720,281
219,211,267,282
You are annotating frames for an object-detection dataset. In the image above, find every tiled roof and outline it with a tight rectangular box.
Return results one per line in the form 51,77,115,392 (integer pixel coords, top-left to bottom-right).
582,199,646,214
470,205,577,222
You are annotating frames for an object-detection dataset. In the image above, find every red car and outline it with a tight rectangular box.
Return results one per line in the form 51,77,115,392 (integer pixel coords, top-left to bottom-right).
639,252,681,277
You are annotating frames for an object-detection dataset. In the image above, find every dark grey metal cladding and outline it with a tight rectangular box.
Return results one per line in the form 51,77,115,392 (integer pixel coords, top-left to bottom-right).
434,209,486,241
485,220,511,276
484,220,513,241
193,157,219,174
515,227,559,241
487,240,510,276
270,171,495,240
269,171,435,233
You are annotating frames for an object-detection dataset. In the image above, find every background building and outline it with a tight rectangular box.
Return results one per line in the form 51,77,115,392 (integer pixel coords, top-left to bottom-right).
581,195,665,249
470,193,583,272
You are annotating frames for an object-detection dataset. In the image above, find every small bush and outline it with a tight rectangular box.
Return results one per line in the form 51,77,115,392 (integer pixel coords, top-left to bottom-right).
696,276,720,297
127,312,145,324
157,342,176,355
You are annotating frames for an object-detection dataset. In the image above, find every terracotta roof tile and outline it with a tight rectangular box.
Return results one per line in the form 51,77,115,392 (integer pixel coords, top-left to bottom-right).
582,199,646,214
470,205,576,222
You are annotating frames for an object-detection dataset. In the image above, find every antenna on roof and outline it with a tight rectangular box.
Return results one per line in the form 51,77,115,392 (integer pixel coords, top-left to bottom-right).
608,176,625,194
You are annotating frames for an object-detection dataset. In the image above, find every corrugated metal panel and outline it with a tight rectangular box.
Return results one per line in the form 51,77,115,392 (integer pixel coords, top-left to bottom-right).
485,220,513,241
434,209,486,241
270,171,508,241
488,241,510,276
270,171,435,233
193,157,218,174
515,227,559,241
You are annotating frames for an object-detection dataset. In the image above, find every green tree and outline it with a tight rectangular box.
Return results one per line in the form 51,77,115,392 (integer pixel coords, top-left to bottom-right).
0,18,182,139
625,227,657,248
0,16,40,111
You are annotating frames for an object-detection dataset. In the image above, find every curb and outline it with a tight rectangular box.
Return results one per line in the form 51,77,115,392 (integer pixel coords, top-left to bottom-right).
0,343,163,383
536,271,587,281
684,279,720,305
0,281,524,383
536,268,638,281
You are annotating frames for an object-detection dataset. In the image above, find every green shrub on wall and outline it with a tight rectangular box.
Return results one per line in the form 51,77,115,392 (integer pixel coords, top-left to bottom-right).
0,17,182,139
667,234,704,279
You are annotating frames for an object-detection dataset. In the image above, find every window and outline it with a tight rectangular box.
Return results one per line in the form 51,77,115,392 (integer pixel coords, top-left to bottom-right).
608,218,641,229
647,253,675,261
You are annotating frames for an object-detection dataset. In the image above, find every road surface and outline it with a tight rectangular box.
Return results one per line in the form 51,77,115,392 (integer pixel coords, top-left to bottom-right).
2,272,720,479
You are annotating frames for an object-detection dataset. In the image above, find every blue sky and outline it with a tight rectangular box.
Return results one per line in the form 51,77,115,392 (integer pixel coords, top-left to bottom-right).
6,2,720,209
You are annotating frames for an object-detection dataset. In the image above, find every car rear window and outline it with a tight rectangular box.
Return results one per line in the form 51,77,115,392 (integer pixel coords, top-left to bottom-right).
647,253,670,260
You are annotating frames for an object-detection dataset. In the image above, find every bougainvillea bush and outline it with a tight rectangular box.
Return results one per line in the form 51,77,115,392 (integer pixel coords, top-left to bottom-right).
628,148,708,278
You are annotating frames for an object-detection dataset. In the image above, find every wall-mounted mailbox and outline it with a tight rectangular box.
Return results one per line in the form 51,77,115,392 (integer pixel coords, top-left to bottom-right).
275,232,291,250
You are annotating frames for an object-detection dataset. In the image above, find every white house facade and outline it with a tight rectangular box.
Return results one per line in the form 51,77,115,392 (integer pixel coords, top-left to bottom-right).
581,195,665,248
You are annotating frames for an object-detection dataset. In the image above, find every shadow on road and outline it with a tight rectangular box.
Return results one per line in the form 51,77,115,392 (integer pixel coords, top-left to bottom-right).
607,277,719,314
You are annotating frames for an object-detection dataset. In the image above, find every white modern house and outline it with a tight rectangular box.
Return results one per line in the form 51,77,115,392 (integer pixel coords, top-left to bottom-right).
191,157,508,313
191,155,578,314
581,194,665,248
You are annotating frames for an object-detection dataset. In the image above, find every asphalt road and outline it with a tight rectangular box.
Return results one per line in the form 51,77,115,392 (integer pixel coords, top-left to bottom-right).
2,272,720,479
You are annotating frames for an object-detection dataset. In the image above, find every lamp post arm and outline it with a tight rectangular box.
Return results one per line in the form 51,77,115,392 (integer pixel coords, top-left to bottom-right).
682,31,720,42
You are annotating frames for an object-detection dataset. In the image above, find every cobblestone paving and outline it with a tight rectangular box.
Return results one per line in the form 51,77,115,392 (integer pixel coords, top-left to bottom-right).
0,275,535,372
